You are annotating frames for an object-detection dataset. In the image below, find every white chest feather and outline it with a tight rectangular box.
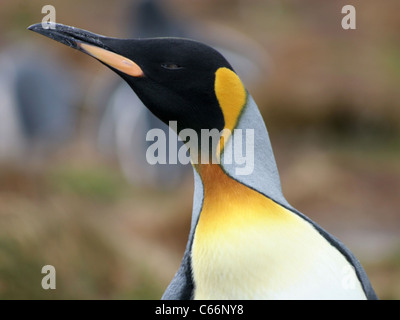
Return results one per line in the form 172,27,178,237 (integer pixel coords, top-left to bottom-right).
193,216,366,300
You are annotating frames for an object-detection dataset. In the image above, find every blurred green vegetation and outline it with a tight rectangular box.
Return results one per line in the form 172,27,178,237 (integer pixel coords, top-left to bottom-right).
49,166,130,202
0,0,399,300
0,160,172,300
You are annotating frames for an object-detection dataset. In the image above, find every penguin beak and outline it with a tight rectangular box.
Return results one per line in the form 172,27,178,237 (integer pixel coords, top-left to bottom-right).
28,23,144,78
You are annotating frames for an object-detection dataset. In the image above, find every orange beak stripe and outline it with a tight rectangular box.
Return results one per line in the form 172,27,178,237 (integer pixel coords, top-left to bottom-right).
79,42,144,77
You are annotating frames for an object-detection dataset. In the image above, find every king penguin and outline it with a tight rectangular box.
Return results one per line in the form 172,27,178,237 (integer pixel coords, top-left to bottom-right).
28,23,377,300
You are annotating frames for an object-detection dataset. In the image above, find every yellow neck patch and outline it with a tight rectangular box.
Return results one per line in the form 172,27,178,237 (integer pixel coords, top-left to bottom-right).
214,67,247,156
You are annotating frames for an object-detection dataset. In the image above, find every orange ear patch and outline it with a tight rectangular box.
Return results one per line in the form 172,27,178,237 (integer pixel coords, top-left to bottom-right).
214,67,247,156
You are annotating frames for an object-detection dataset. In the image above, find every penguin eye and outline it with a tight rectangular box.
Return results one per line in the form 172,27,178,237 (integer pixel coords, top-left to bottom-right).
161,63,184,70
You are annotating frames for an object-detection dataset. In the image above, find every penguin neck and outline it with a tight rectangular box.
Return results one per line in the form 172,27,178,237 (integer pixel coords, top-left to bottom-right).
214,94,289,208
189,93,290,228
195,163,234,198
193,162,269,215
187,93,290,236
194,162,271,228
185,91,292,255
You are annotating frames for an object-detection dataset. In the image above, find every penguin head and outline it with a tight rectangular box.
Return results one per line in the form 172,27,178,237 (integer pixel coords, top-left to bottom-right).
104,37,230,134
28,23,236,135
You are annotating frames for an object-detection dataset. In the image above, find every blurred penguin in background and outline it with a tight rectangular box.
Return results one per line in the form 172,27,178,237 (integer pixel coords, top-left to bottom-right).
0,42,80,166
95,0,269,190
95,0,191,189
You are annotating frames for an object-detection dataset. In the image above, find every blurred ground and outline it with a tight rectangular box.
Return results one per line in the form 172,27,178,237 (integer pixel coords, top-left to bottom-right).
0,0,399,299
